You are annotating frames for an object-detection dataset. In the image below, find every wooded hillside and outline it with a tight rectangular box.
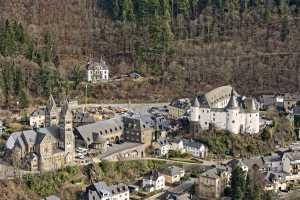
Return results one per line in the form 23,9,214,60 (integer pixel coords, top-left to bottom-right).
0,0,299,105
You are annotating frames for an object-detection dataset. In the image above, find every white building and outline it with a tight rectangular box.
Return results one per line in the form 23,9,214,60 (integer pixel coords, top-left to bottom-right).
190,85,260,135
282,152,300,181
153,138,170,156
86,181,129,200
86,58,109,83
142,170,165,192
29,106,47,128
168,139,206,159
182,139,207,158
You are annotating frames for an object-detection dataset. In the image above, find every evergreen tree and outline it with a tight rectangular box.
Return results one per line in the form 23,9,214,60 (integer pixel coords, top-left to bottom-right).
19,89,28,109
231,166,246,200
121,0,135,21
177,0,190,16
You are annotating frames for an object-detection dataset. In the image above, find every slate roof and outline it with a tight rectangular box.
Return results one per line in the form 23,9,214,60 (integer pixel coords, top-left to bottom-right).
144,170,161,181
182,139,205,150
91,181,128,197
285,152,300,161
30,106,47,117
6,127,60,150
75,117,123,145
86,58,109,70
201,165,230,179
170,98,191,109
226,89,239,109
161,166,184,176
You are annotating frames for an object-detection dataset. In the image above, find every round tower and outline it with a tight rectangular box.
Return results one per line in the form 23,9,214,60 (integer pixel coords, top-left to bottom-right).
190,97,201,136
226,90,240,134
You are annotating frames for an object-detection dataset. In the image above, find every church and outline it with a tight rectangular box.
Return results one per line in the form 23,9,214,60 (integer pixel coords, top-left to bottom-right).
5,99,75,171
190,85,260,135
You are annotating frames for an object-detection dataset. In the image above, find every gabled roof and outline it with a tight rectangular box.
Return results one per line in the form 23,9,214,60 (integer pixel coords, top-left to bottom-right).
86,58,109,71
75,117,123,145
284,152,300,162
144,170,161,181
201,165,230,179
6,127,60,150
160,166,184,176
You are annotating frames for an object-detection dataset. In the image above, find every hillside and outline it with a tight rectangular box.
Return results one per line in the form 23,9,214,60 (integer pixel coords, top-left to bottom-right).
0,0,299,106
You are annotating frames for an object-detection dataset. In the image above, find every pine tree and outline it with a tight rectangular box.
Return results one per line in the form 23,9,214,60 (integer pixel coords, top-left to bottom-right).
177,0,190,16
19,89,28,109
121,0,135,21
231,166,246,200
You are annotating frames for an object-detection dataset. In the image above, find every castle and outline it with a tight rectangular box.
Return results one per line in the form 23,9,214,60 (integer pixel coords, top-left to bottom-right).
6,99,75,171
190,85,259,135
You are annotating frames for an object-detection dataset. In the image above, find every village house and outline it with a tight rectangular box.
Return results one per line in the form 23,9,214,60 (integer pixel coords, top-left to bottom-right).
86,181,129,200
29,106,47,128
264,172,287,192
5,100,75,171
190,85,260,135
168,98,191,119
160,165,185,184
282,152,300,181
283,93,300,112
156,181,194,200
196,166,231,200
142,170,165,192
182,139,207,159
86,58,109,83
262,153,282,172
152,138,170,156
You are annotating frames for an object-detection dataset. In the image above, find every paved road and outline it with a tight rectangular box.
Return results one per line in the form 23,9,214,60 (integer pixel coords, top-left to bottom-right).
141,157,228,166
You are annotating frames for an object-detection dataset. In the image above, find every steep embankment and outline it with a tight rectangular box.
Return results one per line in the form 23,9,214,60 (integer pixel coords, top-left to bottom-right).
0,1,300,101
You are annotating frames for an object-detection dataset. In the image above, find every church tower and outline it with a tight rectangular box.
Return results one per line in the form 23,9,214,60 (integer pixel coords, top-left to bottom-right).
59,99,75,164
46,94,59,127
190,97,201,138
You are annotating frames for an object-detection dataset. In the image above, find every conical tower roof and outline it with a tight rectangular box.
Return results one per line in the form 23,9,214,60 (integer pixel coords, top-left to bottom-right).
227,89,239,109
250,98,257,111
193,96,200,107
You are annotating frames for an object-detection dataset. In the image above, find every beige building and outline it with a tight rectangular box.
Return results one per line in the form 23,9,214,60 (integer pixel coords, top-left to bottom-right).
6,100,75,171
196,166,230,200
160,166,185,184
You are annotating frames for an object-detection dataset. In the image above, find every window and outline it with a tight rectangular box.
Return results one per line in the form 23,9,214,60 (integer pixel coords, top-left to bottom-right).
232,120,235,123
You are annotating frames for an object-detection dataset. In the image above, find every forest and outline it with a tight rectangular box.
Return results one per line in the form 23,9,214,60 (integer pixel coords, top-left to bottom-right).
0,0,299,106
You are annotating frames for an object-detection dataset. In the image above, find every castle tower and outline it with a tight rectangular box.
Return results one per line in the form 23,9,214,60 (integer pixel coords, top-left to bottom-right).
226,90,240,134
59,99,75,164
190,97,201,137
46,94,59,127
246,98,260,134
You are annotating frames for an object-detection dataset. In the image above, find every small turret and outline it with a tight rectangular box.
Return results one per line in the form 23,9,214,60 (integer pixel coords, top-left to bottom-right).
193,96,200,107
227,89,239,109
190,97,200,122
